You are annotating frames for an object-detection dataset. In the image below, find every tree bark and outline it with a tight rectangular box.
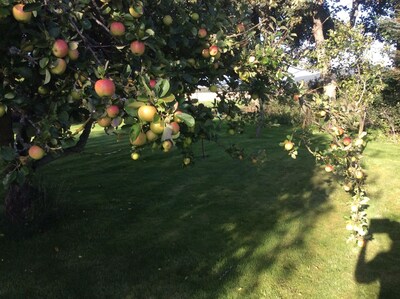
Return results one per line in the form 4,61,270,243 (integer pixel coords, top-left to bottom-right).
312,0,337,100
0,111,14,147
4,119,94,224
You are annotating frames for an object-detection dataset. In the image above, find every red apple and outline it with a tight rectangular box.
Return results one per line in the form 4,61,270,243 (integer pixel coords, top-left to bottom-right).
106,105,120,118
162,140,173,152
68,49,79,61
130,41,145,56
50,58,67,75
236,23,245,33
198,28,207,38
12,4,32,23
94,79,115,97
28,145,45,160
170,122,180,135
138,105,157,122
97,117,112,127
201,48,210,58
146,130,159,142
325,165,334,173
52,39,69,58
293,94,300,101
343,136,352,146
284,141,294,151
130,132,147,146
149,79,157,89
110,22,126,36
209,45,219,56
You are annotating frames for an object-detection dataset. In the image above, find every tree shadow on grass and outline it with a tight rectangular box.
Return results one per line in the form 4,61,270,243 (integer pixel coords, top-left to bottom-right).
0,126,336,298
355,219,400,299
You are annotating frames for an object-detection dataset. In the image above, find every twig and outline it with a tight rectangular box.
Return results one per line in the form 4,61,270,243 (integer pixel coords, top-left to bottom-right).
68,16,102,65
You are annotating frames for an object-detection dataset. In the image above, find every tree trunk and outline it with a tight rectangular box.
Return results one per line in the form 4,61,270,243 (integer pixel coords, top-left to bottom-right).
312,0,337,100
5,180,39,224
0,111,14,147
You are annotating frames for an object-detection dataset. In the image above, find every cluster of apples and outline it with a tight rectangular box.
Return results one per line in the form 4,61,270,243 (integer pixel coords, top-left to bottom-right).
93,78,122,127
130,105,182,154
107,3,146,56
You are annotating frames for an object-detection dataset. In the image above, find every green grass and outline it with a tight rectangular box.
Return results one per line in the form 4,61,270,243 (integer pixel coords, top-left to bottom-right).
0,125,399,298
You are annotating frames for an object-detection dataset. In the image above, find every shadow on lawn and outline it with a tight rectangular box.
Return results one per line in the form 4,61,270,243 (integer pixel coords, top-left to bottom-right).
0,127,335,298
355,219,400,299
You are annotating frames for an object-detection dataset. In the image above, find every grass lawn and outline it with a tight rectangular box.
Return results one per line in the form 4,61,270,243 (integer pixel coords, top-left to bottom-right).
0,125,399,298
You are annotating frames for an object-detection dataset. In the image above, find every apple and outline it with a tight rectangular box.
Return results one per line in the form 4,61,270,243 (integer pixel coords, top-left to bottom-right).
333,127,344,136
183,157,191,165
319,110,326,118
170,122,180,135
68,49,79,61
12,4,32,23
187,58,196,66
131,132,147,146
209,45,219,56
209,85,218,92
28,145,45,160
130,41,145,56
325,165,334,173
70,90,82,100
50,58,67,75
236,22,245,33
355,138,364,147
129,5,143,18
52,39,69,58
330,143,338,150
293,94,300,101
138,105,157,122
343,183,352,192
149,79,157,89
150,121,165,134
355,170,364,179
97,117,112,127
191,13,199,21
0,103,6,117
343,136,352,146
201,48,210,58
162,140,173,152
38,86,49,95
94,79,115,97
228,129,235,135
173,111,183,123
131,152,140,160
163,15,173,26
248,56,256,63
146,130,159,142
198,28,207,38
106,105,120,118
284,141,294,151
110,22,126,36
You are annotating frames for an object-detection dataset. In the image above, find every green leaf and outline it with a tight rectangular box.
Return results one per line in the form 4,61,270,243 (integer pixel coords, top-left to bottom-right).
23,2,42,12
145,29,155,36
44,69,51,85
39,57,49,69
176,113,195,127
157,79,170,98
0,147,17,161
130,123,141,142
3,171,17,188
4,92,15,99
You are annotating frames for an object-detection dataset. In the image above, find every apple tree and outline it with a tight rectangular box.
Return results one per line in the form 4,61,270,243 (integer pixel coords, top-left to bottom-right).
0,1,296,223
